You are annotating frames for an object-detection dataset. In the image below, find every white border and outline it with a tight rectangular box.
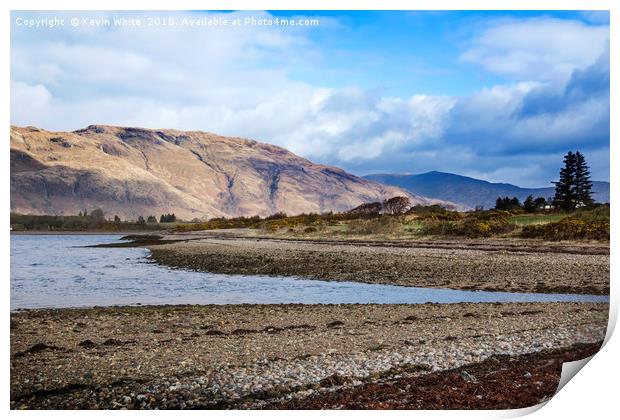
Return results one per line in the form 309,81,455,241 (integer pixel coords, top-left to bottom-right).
3,1,616,419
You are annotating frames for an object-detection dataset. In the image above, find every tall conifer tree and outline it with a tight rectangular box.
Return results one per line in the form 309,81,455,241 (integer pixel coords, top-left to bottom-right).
553,151,578,211
575,151,594,207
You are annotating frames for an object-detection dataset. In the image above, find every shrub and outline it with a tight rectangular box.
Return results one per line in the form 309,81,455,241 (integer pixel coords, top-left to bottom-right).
265,212,287,220
346,216,404,235
421,210,516,238
421,220,457,236
572,205,610,223
521,217,609,241
463,220,492,237
348,201,382,216
406,205,462,221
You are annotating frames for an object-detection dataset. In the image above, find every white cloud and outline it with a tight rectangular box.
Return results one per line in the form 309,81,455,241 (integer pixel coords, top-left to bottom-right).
10,12,610,186
461,18,609,85
10,81,53,123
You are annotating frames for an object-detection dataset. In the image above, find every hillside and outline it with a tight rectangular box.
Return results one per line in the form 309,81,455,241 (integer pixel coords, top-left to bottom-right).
364,171,610,210
10,125,444,220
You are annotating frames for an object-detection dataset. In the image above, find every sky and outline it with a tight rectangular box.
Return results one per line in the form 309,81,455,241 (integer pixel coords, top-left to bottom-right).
10,10,610,187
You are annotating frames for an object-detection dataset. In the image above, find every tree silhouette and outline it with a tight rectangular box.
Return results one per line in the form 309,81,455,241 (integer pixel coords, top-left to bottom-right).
382,196,411,214
575,151,594,207
553,151,594,211
534,197,547,209
494,196,521,211
159,213,177,223
523,196,548,213
553,151,578,211
523,195,536,213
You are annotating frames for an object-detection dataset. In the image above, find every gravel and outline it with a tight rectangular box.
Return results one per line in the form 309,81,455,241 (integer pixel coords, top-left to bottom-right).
11,302,608,409
148,235,609,295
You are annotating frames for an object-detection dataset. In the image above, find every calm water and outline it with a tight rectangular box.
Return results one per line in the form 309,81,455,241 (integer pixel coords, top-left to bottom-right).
10,234,609,310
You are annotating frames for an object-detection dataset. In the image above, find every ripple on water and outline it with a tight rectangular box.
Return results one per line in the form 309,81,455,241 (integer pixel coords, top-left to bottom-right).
10,234,609,310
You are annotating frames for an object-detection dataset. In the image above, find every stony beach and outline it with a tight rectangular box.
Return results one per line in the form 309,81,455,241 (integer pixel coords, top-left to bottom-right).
11,302,608,409
11,232,610,409
148,233,610,295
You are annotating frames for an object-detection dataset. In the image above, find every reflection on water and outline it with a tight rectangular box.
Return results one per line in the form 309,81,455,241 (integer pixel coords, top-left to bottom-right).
10,234,609,310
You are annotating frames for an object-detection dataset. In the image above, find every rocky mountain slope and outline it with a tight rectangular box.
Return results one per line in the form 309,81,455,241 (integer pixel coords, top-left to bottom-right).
10,125,441,220
365,171,610,210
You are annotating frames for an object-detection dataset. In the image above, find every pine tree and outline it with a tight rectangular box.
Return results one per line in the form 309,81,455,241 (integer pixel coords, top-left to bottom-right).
523,195,536,213
553,151,578,211
534,197,547,209
575,151,594,207
494,196,522,211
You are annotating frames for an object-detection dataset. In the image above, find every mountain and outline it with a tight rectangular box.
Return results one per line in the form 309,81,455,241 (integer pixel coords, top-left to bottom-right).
10,125,446,220
364,171,610,210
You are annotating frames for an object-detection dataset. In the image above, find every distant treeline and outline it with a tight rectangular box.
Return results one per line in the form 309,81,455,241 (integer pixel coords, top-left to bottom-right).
174,210,382,233
10,209,178,231
494,195,549,212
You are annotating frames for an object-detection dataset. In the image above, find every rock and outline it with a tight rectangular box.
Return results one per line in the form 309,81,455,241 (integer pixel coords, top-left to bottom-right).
460,371,477,382
78,340,97,349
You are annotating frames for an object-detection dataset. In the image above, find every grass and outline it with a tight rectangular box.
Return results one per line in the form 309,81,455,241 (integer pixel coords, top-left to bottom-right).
344,216,405,236
174,206,610,242
403,220,425,234
325,223,348,233
519,206,609,241
509,214,566,226
17,204,607,242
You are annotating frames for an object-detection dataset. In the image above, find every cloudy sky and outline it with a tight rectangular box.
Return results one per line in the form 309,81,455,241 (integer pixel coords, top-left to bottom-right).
11,10,610,187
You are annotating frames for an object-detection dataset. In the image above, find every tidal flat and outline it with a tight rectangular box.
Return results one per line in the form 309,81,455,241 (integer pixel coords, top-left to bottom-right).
148,232,610,295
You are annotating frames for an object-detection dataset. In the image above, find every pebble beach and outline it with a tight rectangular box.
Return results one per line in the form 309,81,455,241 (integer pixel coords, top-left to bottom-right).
11,302,608,409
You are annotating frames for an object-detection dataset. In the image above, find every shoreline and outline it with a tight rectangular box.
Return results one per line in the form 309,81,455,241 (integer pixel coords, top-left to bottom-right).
10,232,610,409
10,287,610,312
146,234,609,295
265,341,603,410
11,302,608,409
10,230,161,236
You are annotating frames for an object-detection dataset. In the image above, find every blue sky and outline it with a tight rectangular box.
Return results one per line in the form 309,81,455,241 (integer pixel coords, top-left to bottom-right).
10,10,610,187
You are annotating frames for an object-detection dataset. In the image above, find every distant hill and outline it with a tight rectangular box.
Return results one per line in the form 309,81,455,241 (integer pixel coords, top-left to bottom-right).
10,125,450,220
364,171,610,210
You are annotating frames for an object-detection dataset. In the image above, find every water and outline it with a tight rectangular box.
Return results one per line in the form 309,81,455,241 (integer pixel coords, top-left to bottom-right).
10,234,609,310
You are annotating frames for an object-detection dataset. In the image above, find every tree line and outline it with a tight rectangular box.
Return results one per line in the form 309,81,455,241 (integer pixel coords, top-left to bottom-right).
136,213,178,225
494,196,549,212
495,151,596,212
11,210,178,231
75,210,177,224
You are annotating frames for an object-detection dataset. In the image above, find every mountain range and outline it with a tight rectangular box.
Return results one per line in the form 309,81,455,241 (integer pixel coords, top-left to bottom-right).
10,125,446,220
364,171,610,210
